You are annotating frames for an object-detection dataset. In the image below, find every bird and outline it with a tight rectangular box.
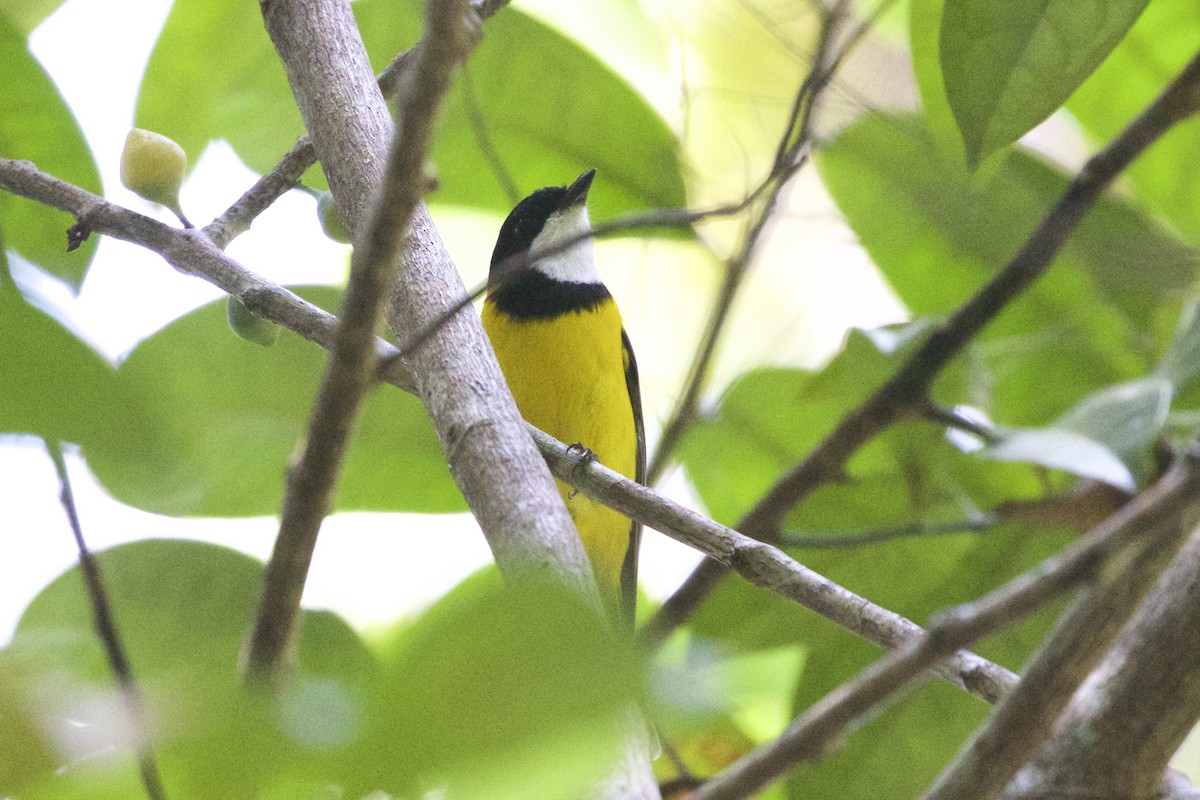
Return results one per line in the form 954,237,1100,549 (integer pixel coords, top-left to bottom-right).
481,169,645,627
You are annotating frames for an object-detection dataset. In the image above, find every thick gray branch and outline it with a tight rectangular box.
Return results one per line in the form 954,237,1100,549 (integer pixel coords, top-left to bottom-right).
1007,528,1200,799
921,449,1200,800
245,0,473,685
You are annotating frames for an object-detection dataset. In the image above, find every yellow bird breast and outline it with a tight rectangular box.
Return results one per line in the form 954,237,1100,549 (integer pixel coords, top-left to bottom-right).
482,297,637,617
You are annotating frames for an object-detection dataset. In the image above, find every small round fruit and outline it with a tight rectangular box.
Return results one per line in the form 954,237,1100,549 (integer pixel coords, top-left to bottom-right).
316,191,352,244
120,128,189,223
227,295,280,347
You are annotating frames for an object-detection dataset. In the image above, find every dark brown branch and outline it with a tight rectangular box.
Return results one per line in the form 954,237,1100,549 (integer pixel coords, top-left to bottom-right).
43,441,167,800
643,46,1200,650
244,0,473,686
692,445,1200,800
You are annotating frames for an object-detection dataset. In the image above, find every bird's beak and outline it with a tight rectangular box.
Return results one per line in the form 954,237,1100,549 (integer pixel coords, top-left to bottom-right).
560,168,596,209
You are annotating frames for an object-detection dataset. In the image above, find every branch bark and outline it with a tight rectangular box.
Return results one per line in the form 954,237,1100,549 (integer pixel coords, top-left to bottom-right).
920,446,1200,800
1005,527,1200,800
244,0,474,685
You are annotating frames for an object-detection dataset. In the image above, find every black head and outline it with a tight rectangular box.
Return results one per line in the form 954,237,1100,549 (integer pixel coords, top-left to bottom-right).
489,169,596,273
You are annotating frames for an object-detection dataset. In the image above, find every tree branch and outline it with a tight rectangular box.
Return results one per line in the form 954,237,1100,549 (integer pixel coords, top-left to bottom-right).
244,0,474,686
920,446,1200,800
689,445,1200,800
43,441,167,800
1005,528,1200,799
535,428,1016,703
643,46,1200,649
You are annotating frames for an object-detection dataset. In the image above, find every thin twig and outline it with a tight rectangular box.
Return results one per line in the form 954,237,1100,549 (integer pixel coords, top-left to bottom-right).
690,445,1200,800
203,0,511,252
643,46,1200,651
203,135,316,249
43,441,168,800
243,0,473,686
780,515,998,549
462,66,521,204
647,0,874,485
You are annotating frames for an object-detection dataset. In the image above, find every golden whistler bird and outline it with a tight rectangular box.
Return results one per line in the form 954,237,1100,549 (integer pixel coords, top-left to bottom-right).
482,169,645,627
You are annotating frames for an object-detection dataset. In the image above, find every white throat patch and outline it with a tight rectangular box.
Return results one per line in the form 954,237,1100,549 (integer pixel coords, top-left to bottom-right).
528,204,601,284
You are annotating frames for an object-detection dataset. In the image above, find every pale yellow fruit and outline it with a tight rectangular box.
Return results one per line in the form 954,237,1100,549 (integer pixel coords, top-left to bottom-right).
120,128,187,219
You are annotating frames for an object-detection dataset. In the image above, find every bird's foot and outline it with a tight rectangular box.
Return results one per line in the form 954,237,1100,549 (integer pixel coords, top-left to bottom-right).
565,442,596,497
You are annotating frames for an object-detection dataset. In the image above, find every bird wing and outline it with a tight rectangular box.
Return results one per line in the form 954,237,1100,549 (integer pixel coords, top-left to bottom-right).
619,327,646,629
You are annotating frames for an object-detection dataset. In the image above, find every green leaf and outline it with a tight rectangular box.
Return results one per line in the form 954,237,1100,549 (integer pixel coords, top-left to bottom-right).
344,568,641,799
816,112,1180,424
1157,301,1200,388
0,267,126,444
413,6,687,222
983,427,1135,490
82,287,460,517
939,0,1148,168
0,654,57,796
0,0,68,35
0,17,100,288
1067,0,1200,245
984,377,1172,489
7,539,378,798
137,0,685,219
911,0,965,161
